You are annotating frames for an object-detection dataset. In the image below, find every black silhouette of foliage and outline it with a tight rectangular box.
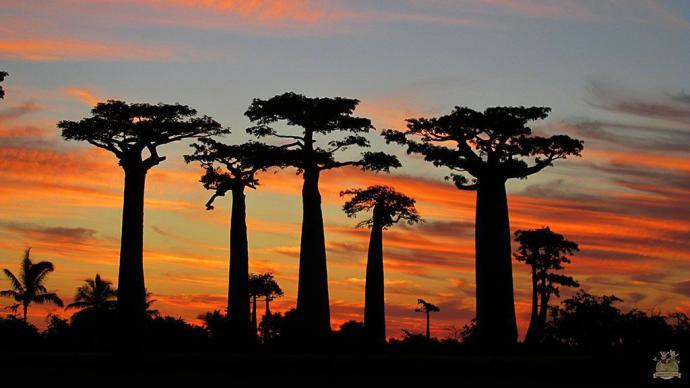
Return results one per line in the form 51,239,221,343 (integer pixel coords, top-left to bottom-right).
1,249,63,321
416,299,440,313
383,106,583,189
185,138,285,209
59,100,228,170
514,227,580,299
0,71,7,99
245,92,401,173
341,185,421,229
66,274,117,313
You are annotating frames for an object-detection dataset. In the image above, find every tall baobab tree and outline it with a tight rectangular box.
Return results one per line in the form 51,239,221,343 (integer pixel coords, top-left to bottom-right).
1,249,63,321
341,185,421,343
0,71,7,100
415,299,440,339
384,106,583,346
66,274,117,314
58,101,226,333
245,92,400,338
514,227,579,344
185,139,283,340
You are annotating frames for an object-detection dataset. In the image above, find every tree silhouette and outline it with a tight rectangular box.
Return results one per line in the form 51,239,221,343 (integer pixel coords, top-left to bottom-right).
341,185,421,343
514,227,579,344
58,101,226,335
66,274,117,314
248,273,283,338
415,299,440,339
185,139,283,340
245,92,400,338
0,249,63,321
0,71,7,100
384,106,583,346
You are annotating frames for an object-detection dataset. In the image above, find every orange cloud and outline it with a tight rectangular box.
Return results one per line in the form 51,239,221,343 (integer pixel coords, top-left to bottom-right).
64,87,102,106
0,39,177,62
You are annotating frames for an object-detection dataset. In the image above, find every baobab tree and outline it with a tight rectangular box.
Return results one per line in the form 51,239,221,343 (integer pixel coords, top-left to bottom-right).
185,139,282,340
384,106,583,346
1,249,63,321
245,92,400,338
248,273,282,337
415,299,440,339
0,71,7,100
514,227,579,344
58,101,226,334
341,185,421,343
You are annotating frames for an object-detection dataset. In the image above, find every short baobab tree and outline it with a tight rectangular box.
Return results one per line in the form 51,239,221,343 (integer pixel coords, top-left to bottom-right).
58,101,227,333
1,249,63,322
415,299,440,339
514,227,579,344
245,92,400,338
248,273,283,337
385,106,583,346
185,139,283,340
341,185,421,343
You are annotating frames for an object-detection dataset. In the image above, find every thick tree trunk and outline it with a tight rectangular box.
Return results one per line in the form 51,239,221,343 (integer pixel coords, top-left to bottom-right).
537,282,550,340
426,311,431,339
364,217,385,344
524,267,539,344
474,177,518,347
228,187,250,340
117,166,148,335
251,295,257,338
296,167,331,338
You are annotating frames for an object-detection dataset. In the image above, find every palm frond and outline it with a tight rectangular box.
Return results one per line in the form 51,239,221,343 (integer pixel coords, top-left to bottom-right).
0,289,22,301
34,292,64,307
2,269,23,293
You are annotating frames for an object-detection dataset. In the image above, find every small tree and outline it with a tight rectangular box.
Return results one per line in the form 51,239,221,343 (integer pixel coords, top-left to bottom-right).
58,101,227,334
415,299,440,339
341,185,421,343
514,227,579,344
245,92,400,338
248,273,283,338
384,106,583,346
185,139,283,340
66,274,117,314
1,249,63,321
0,71,8,100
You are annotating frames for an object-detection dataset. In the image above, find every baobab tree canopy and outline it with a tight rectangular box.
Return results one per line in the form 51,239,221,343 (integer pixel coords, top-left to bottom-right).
59,100,227,170
341,185,421,229
383,106,584,188
185,139,284,209
245,92,400,172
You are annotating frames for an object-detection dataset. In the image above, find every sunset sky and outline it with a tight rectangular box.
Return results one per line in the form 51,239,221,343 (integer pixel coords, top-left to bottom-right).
1,0,689,339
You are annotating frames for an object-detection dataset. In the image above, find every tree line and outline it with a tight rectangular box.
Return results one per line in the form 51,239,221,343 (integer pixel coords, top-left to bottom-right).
2,71,606,349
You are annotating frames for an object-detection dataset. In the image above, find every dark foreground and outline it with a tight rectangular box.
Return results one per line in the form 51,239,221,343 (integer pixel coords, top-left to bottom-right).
0,352,685,387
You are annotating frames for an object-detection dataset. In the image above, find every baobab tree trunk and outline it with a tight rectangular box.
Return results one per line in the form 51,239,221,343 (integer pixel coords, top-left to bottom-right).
474,177,518,347
251,295,258,337
364,215,385,344
524,267,539,344
117,165,148,336
296,167,331,338
426,310,431,339
537,284,550,340
228,187,250,340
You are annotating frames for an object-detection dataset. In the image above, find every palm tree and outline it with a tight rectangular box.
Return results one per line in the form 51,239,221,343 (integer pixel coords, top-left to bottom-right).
341,185,421,343
66,274,117,314
415,299,440,339
1,249,63,321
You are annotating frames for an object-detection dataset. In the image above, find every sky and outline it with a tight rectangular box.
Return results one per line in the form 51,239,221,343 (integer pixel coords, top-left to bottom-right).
0,0,689,339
